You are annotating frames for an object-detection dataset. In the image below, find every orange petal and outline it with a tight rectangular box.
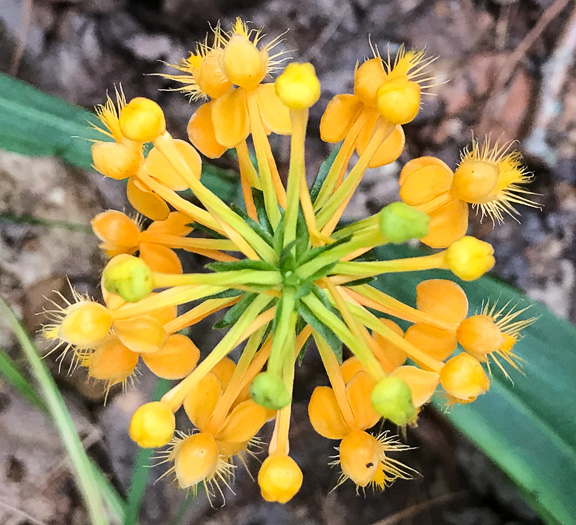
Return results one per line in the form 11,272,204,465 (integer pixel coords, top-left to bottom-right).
256,83,291,135
368,125,405,168
183,372,222,429
141,333,200,379
404,323,457,361
390,366,439,407
340,356,364,384
308,386,349,439
146,211,193,237
320,94,362,143
187,101,228,159
416,279,468,324
355,111,379,154
212,88,250,148
91,210,140,248
88,337,138,383
113,315,168,354
127,177,170,221
211,357,236,390
400,164,454,206
217,399,268,443
346,371,380,430
144,139,201,190
373,319,407,372
139,243,182,274
399,156,453,185
420,199,469,248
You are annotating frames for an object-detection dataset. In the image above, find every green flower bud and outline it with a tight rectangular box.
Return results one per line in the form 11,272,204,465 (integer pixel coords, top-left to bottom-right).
371,376,416,425
379,202,430,244
103,255,154,303
250,372,291,410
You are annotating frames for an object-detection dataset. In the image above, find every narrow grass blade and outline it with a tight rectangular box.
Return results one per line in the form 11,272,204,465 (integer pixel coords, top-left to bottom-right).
0,295,110,525
123,378,172,525
0,349,46,411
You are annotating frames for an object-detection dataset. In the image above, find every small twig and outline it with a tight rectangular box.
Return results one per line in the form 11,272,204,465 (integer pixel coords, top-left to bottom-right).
9,0,34,76
370,491,468,525
479,0,571,130
303,4,349,62
525,3,576,164
0,497,47,525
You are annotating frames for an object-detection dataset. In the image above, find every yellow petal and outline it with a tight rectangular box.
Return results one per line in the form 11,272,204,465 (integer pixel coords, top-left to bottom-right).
187,102,228,159
216,399,268,443
139,243,182,274
320,94,362,143
308,386,348,439
256,83,291,135
212,88,250,148
141,334,200,379
355,111,379,154
416,279,468,324
400,164,454,206
127,177,169,221
144,139,201,190
420,199,469,248
390,366,439,407
346,371,380,430
183,373,222,430
404,323,457,361
113,315,168,354
146,211,193,237
211,357,236,391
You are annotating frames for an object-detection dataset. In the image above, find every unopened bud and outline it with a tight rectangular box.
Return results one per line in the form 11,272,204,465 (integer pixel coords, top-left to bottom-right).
371,376,416,425
119,97,166,143
445,236,495,281
258,455,303,503
129,401,175,448
275,63,321,110
379,202,430,244
102,254,154,302
250,372,291,410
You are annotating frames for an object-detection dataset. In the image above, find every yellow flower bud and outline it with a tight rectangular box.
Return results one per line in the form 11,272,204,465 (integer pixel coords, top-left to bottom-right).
440,353,490,403
371,376,416,425
376,77,421,125
174,433,220,488
119,97,166,143
258,454,303,503
275,62,321,110
222,34,268,90
451,159,499,203
102,254,154,303
339,430,380,487
59,302,112,348
445,236,495,281
91,142,142,180
457,315,505,359
129,401,175,448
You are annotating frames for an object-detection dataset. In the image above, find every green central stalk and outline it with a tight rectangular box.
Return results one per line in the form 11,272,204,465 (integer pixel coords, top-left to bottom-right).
267,287,297,377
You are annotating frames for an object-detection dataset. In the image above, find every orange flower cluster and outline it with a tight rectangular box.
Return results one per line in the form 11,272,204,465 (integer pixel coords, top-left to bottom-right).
43,18,537,504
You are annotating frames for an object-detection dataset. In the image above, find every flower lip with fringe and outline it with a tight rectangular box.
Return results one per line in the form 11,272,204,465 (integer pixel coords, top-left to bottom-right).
42,17,539,505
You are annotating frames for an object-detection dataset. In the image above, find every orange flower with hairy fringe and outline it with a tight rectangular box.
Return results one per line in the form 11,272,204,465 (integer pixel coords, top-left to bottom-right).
43,17,541,505
91,210,231,272
91,89,170,221
399,138,538,248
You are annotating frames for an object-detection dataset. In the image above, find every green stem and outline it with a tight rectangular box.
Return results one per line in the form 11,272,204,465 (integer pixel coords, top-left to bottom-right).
301,293,384,381
162,294,273,410
332,252,447,277
283,109,308,246
267,287,297,377
153,270,282,288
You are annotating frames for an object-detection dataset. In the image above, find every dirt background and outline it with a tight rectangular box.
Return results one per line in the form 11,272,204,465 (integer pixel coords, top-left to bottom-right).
1,0,576,523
